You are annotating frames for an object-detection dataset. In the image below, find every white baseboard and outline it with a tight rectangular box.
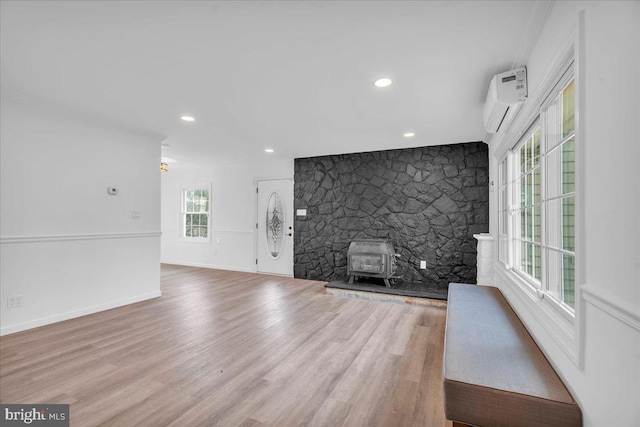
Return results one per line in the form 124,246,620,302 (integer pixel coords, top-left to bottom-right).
0,290,161,336
161,260,255,273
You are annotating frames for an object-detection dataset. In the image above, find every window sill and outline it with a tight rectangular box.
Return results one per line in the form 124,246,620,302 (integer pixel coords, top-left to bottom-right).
179,237,211,244
495,263,579,366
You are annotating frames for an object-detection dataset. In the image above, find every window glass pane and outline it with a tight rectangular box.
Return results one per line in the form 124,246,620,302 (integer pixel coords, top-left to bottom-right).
562,254,575,309
526,242,533,277
201,226,208,238
525,137,532,171
521,241,528,273
193,191,201,212
204,201,210,212
533,129,541,166
520,210,526,239
546,145,561,199
525,173,532,206
520,144,527,175
185,226,192,237
562,138,575,194
192,215,200,225
202,189,209,201
501,160,507,186
548,249,561,301
546,96,561,149
546,198,561,249
525,207,532,241
519,177,526,207
186,214,192,225
562,196,575,252
533,205,541,243
533,166,541,204
186,201,194,212
562,79,575,138
534,244,542,280
192,227,200,237
186,190,194,201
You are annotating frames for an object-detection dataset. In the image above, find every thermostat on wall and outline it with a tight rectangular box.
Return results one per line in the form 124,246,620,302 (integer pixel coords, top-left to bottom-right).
107,187,118,195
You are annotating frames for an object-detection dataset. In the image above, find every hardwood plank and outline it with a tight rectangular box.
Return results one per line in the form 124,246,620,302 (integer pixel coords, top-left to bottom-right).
0,264,448,426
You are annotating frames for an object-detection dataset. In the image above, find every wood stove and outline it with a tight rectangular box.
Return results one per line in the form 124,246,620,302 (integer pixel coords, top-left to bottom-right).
347,239,399,287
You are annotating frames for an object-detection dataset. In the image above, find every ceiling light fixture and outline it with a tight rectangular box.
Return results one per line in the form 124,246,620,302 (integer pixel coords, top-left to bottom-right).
403,132,416,138
265,148,274,153
374,78,393,88
180,116,195,122
160,163,168,172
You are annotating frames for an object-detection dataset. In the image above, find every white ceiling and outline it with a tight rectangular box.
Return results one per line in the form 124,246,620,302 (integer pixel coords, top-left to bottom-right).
1,1,542,169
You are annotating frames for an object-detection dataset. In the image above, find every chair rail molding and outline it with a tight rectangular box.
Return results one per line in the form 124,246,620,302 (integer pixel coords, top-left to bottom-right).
1,231,162,244
581,285,640,333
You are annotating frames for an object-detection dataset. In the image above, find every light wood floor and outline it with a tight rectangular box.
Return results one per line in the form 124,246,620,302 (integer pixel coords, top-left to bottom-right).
1,264,451,427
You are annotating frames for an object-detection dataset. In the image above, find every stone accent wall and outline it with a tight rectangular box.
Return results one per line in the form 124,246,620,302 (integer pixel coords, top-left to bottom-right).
293,142,489,291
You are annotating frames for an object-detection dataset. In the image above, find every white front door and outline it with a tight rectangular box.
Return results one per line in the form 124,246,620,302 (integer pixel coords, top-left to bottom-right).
257,178,294,276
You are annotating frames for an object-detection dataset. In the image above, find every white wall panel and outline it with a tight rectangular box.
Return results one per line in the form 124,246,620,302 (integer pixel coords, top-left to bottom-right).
0,93,162,335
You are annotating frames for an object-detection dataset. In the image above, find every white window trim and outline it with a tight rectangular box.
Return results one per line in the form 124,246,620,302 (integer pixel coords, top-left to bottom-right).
179,182,212,243
493,24,584,368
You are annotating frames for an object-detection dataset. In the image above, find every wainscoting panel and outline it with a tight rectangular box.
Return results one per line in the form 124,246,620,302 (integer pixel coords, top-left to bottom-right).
0,233,161,335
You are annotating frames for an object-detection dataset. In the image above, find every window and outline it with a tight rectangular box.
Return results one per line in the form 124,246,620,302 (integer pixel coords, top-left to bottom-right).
181,185,210,242
544,76,576,310
513,125,542,283
500,65,576,314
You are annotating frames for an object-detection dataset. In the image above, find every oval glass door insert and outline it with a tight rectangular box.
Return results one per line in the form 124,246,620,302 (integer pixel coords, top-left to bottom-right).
265,191,285,258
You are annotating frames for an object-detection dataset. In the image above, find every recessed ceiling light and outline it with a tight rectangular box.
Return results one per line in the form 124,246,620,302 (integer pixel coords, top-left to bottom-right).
265,148,274,153
180,116,195,122
403,132,416,138
374,78,393,88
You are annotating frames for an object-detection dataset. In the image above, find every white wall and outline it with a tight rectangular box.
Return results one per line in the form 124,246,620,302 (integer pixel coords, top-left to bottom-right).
488,2,640,426
0,93,162,335
161,159,293,272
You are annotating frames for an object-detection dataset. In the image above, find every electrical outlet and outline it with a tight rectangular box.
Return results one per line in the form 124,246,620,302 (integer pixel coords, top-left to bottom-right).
420,260,427,269
7,295,23,309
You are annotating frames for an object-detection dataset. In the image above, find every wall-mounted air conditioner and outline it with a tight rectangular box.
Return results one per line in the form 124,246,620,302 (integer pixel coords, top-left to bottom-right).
483,67,527,133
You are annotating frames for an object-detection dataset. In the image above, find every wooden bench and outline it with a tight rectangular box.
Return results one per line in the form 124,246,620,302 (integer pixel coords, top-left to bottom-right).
442,283,582,427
